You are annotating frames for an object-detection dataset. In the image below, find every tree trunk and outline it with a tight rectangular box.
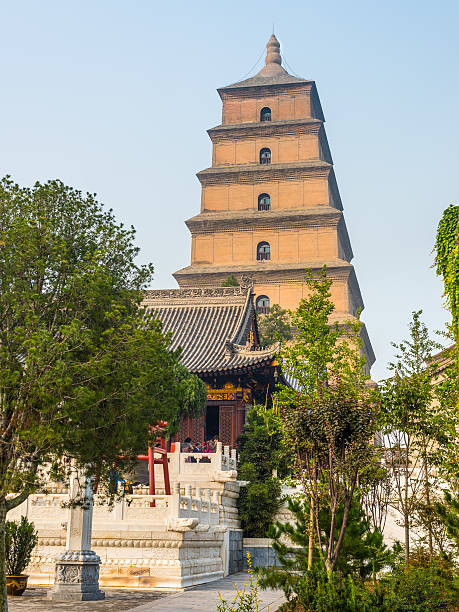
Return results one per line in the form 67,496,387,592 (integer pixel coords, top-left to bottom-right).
404,446,410,564
423,449,433,555
0,500,8,612
308,495,314,570
404,513,410,565
331,497,352,571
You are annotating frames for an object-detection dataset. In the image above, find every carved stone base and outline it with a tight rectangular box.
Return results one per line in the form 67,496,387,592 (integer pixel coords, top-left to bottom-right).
48,550,104,601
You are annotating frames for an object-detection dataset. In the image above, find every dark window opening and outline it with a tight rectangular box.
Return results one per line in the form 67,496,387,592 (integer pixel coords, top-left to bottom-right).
205,406,220,441
257,241,271,261
260,148,271,165
260,107,272,122
258,193,271,211
256,295,270,314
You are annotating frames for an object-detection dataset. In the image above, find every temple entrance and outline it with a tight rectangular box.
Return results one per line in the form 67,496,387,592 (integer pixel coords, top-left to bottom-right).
205,405,220,441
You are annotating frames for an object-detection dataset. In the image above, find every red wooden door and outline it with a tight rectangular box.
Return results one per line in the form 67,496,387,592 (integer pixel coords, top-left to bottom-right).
219,406,233,447
190,413,205,445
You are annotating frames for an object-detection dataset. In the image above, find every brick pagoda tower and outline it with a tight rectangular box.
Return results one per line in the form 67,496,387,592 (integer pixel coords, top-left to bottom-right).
174,35,374,369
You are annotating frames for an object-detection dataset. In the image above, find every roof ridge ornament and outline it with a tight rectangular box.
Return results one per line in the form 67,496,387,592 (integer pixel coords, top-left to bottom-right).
240,274,254,290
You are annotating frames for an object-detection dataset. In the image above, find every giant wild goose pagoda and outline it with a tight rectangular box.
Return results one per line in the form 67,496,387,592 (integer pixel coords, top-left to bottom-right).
12,35,375,593
144,33,374,447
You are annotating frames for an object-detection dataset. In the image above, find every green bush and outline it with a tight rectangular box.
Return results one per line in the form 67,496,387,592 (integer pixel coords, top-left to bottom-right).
380,549,459,612
5,516,38,576
221,274,239,287
260,497,391,589
238,471,282,538
276,565,391,612
237,407,288,537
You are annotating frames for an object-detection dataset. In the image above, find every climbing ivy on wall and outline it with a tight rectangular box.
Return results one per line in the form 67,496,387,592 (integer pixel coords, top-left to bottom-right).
434,204,459,345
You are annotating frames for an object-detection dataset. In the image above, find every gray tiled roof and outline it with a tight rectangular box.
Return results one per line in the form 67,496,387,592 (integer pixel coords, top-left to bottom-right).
219,71,310,91
142,287,278,376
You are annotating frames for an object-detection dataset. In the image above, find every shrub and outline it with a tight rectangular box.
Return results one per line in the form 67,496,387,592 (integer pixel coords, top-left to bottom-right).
5,516,38,576
275,565,391,612
221,275,239,287
237,407,287,537
381,549,459,612
238,471,282,538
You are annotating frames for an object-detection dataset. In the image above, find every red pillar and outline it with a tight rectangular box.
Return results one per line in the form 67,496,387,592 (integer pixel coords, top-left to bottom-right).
148,444,155,507
161,439,171,496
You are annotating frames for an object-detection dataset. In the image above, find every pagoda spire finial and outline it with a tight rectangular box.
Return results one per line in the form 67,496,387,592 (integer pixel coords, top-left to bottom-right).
265,33,282,67
254,33,288,78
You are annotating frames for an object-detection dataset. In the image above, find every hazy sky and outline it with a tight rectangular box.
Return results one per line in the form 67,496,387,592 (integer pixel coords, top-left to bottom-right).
1,0,458,380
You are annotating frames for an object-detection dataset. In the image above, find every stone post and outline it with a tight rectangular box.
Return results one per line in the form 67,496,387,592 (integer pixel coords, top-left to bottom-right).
205,489,212,522
49,469,104,601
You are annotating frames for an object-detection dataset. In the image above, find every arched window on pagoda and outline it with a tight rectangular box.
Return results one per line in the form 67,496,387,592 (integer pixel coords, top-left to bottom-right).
260,107,272,122
257,241,271,261
260,148,271,165
256,295,270,314
258,193,271,211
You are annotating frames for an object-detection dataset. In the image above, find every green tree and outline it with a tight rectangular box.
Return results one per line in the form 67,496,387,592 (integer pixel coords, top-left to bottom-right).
221,274,239,287
260,497,392,609
258,304,292,346
379,311,442,561
168,364,207,434
434,204,459,491
433,351,459,489
435,490,459,552
0,177,205,611
434,204,459,345
276,268,378,573
237,406,288,537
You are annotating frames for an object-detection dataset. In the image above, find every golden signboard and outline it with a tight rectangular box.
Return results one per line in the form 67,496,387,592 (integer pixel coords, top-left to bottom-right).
206,383,251,403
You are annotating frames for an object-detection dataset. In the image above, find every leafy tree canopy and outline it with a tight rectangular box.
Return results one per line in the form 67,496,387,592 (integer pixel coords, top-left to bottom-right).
221,274,239,287
258,304,292,346
0,176,204,509
434,204,459,344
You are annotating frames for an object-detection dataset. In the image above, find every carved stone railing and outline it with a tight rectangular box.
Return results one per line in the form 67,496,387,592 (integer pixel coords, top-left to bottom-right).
11,482,220,530
169,443,237,475
174,483,220,525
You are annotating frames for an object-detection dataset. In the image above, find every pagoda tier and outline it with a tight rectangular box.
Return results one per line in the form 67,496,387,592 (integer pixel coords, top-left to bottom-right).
174,34,374,370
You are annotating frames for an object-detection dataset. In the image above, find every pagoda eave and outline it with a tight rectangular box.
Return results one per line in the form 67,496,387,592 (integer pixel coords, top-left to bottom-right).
186,206,341,229
197,160,333,185
174,259,355,282
207,118,323,141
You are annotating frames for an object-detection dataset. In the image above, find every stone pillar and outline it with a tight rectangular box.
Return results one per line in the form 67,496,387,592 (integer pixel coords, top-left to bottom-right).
49,470,104,601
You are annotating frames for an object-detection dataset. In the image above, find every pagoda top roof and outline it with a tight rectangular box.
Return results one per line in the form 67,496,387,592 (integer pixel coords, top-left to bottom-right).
142,286,279,376
220,34,311,92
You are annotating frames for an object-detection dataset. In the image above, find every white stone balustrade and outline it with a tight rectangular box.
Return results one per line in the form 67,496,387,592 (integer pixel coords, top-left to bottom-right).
166,446,237,479
173,482,219,525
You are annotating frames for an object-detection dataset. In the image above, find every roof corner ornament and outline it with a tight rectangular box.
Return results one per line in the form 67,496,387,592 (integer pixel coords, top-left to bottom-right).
240,274,254,290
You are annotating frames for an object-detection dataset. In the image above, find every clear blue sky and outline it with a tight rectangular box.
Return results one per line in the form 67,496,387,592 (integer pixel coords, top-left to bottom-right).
1,0,458,380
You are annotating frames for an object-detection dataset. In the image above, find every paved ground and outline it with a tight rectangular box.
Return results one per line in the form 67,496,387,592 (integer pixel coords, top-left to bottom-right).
127,573,285,611
7,574,285,611
7,587,167,611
